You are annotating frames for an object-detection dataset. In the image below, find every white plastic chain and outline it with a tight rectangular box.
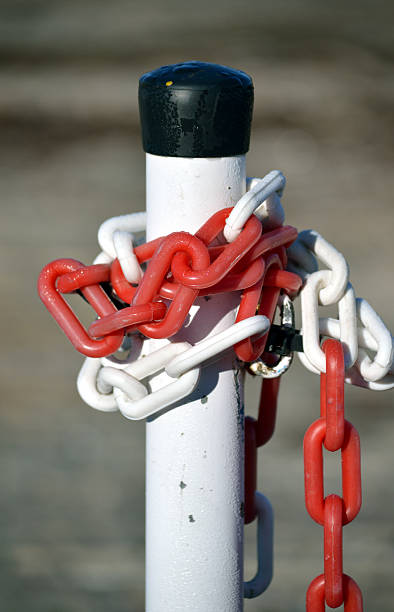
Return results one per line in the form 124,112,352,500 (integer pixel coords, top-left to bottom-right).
78,316,270,419
288,230,394,389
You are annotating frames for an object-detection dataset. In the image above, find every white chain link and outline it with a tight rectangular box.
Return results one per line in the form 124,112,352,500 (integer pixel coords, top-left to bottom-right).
288,229,349,304
94,211,146,280
224,170,286,242
245,177,285,231
355,298,393,381
300,272,358,372
77,334,145,411
109,342,200,420
97,211,146,258
112,230,143,283
92,251,113,265
243,492,273,598
289,230,393,388
166,316,269,378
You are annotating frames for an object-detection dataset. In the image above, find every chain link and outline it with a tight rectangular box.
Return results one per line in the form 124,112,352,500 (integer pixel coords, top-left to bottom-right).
112,230,143,283
301,272,358,371
243,492,274,598
97,211,146,259
288,229,349,305
243,371,281,598
307,574,363,611
38,258,124,357
224,170,286,242
246,178,285,231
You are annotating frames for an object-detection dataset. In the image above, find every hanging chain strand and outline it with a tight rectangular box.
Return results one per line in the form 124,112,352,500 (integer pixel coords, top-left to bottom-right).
304,339,363,611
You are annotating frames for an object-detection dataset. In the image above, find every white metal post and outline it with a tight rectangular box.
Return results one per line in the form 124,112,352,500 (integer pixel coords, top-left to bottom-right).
139,62,254,612
145,154,246,611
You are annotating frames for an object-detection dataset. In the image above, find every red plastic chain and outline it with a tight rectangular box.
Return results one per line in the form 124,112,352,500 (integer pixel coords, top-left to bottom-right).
304,339,363,611
38,207,300,357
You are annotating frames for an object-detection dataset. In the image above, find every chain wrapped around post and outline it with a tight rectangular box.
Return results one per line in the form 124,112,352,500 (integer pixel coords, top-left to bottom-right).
37,165,393,609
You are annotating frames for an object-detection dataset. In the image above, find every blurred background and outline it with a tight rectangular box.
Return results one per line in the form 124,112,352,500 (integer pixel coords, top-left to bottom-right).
1,0,393,610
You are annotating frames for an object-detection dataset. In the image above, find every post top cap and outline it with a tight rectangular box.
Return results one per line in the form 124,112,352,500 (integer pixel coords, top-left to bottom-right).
139,61,252,90
139,61,254,158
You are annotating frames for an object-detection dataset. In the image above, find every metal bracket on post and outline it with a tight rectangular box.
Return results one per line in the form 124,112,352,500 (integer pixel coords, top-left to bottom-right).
139,61,254,612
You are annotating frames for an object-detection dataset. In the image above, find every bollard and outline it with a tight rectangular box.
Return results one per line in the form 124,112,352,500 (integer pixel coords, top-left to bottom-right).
139,61,254,611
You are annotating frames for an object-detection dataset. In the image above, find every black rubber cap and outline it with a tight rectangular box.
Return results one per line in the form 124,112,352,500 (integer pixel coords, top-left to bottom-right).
139,61,254,158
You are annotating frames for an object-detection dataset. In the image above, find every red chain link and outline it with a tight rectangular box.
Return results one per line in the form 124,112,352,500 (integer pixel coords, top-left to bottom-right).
57,263,111,293
89,302,167,338
307,574,363,611
320,339,345,452
38,258,123,357
171,209,262,289
304,339,363,611
234,251,285,362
